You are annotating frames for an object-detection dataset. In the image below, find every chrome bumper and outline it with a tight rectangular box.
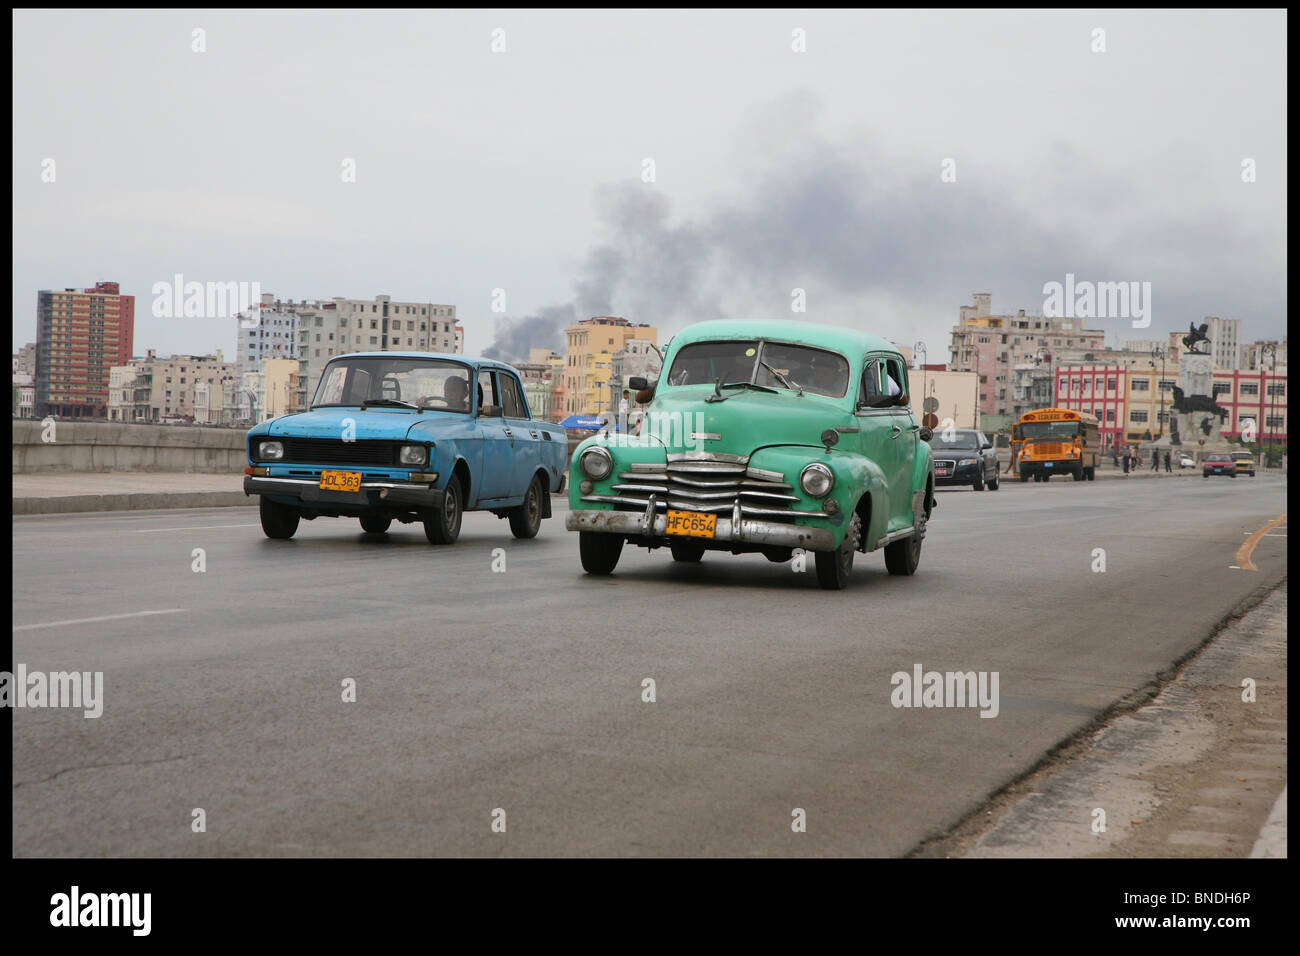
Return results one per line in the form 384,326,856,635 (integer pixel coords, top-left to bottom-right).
244,475,443,509
565,507,835,551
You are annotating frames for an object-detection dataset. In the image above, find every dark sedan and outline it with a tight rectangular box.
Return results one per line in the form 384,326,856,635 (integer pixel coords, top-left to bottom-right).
929,429,1000,490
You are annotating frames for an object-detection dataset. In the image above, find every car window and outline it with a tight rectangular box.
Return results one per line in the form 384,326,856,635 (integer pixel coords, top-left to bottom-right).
499,373,527,418
477,370,498,414
860,360,884,405
882,356,906,402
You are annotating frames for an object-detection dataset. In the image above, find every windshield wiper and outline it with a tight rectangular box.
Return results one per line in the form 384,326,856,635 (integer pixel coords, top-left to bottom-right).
360,398,418,410
758,360,803,395
719,381,779,394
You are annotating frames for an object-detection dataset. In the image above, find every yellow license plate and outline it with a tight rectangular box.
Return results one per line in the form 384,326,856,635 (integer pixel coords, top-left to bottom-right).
319,470,362,492
665,509,716,538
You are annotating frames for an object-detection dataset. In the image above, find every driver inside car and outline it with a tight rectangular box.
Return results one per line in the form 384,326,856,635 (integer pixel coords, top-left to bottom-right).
418,374,468,411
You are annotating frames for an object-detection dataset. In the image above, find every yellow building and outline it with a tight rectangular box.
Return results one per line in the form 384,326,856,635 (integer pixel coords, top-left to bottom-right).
260,358,299,420
563,316,657,416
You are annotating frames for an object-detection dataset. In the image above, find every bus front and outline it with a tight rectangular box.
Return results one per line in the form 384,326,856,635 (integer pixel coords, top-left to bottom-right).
1017,411,1087,482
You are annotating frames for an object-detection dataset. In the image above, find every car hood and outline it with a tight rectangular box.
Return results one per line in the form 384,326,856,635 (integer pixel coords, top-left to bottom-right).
262,407,467,441
645,386,856,455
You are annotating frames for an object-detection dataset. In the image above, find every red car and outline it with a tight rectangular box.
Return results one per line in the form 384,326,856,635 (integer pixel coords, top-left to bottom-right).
1202,453,1237,478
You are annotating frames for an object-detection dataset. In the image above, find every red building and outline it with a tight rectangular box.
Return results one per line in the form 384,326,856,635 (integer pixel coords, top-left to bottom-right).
1054,364,1129,450
35,281,135,418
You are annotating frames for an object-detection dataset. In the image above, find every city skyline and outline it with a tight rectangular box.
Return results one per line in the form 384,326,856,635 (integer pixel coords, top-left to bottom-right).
13,10,1287,361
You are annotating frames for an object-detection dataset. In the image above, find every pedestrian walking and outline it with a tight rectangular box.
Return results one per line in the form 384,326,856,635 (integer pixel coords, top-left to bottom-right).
1151,448,1160,471
1122,446,1131,474
1164,450,1171,472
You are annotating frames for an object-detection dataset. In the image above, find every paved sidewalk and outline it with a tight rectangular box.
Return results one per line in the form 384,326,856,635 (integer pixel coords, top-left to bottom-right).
12,472,248,514
951,584,1287,858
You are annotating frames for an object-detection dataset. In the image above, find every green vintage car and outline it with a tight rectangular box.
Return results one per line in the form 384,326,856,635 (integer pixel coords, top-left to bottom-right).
565,319,937,589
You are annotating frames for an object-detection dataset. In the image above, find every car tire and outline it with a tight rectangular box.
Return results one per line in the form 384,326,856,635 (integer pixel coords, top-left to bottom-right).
972,470,984,491
670,541,705,562
884,523,923,576
1086,467,1095,481
1020,472,1030,482
579,531,624,575
259,496,300,539
988,469,999,490
1072,468,1082,481
508,476,543,539
815,512,860,590
423,473,463,545
360,515,391,534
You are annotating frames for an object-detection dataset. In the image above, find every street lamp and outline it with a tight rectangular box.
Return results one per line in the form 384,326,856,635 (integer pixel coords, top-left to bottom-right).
1149,346,1167,440
1261,342,1279,466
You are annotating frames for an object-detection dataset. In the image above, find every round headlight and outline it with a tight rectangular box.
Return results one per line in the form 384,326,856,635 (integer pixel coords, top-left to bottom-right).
258,440,284,460
800,462,834,498
399,444,428,466
579,446,613,480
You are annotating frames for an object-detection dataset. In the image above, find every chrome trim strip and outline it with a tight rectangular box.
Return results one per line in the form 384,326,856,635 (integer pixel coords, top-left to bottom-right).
875,527,915,549
580,495,829,519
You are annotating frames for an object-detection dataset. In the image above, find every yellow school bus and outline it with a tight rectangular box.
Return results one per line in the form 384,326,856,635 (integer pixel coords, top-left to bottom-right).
1012,408,1100,482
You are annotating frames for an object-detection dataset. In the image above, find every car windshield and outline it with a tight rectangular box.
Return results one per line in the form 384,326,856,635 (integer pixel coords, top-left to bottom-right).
1019,421,1081,438
1206,454,1232,461
930,432,981,450
665,339,850,398
311,356,472,412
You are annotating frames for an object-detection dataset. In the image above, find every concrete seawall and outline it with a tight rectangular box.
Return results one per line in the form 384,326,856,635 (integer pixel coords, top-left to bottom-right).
12,419,247,474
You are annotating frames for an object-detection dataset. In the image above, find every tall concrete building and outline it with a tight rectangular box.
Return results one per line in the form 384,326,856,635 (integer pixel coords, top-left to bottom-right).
563,316,658,417
295,295,460,409
35,281,135,418
1199,316,1242,371
949,293,1104,421
236,293,306,373
13,343,37,377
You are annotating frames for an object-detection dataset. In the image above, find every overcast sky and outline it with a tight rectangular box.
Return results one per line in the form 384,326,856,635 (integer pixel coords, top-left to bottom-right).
12,9,1287,361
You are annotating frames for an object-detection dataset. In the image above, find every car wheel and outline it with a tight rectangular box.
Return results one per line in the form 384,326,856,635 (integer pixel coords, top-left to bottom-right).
423,473,463,545
972,470,984,491
1020,472,1029,482
360,515,391,534
508,475,543,539
815,512,860,590
987,466,999,490
884,523,923,576
579,531,624,575
1072,468,1082,481
1086,467,1095,481
259,496,300,539
670,541,705,562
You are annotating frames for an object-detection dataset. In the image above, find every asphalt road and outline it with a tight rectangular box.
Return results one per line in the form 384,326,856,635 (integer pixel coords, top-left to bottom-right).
11,473,1287,856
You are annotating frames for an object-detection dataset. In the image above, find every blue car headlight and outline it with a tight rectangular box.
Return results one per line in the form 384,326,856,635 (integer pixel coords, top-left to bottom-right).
399,444,429,466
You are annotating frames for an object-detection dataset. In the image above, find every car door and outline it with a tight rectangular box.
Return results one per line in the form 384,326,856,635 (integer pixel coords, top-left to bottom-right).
498,369,540,497
881,354,918,526
856,356,905,534
474,369,512,501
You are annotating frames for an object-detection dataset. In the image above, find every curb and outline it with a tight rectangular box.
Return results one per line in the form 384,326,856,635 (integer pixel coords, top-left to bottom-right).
12,491,250,515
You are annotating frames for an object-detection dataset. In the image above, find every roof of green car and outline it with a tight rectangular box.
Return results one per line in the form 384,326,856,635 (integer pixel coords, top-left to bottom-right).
666,319,900,358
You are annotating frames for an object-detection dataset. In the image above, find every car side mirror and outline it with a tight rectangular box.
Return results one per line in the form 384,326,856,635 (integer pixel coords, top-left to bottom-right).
628,376,651,391
981,441,992,450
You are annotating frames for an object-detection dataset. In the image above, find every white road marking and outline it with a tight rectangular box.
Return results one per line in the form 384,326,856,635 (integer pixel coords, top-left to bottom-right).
13,608,189,632
133,524,260,533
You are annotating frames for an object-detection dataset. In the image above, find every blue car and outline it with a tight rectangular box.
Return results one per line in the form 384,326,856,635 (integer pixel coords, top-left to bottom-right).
244,352,568,544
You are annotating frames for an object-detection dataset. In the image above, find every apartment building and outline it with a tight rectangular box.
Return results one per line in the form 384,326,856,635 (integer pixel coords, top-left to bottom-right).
236,293,306,373
107,349,239,423
296,295,460,409
35,281,135,418
949,293,1104,420
563,316,658,417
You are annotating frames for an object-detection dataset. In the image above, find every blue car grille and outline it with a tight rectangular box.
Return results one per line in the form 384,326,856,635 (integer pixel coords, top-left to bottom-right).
273,438,403,466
